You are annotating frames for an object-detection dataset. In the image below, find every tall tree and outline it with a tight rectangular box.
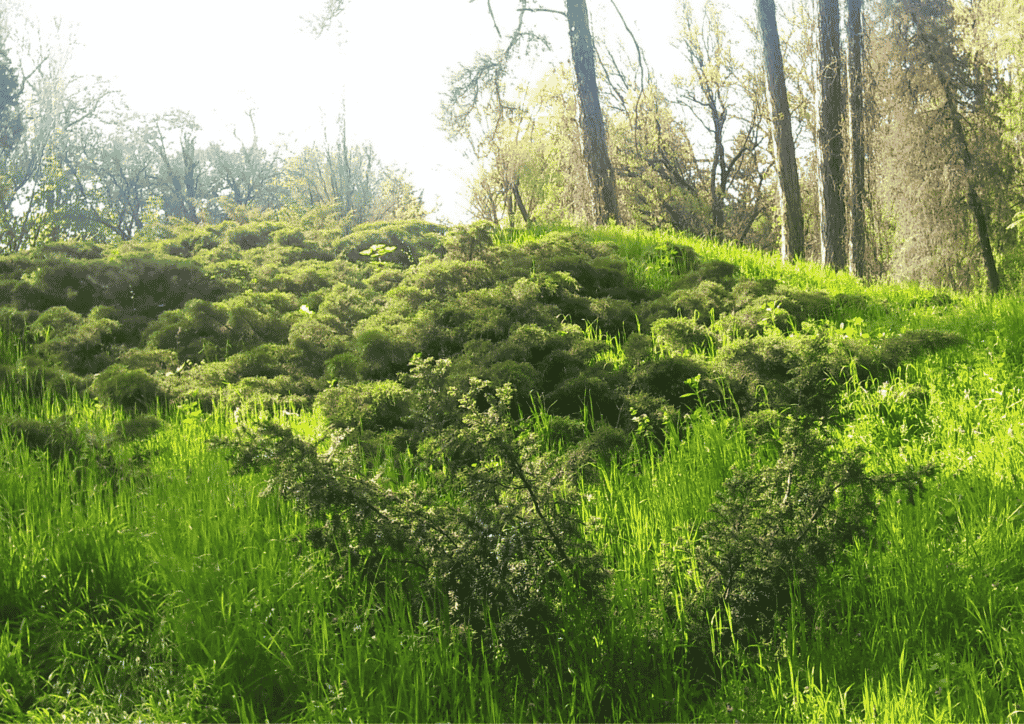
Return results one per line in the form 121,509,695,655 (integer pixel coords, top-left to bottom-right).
0,45,22,157
756,0,805,259
674,0,770,243
566,0,619,224
845,0,866,276
868,0,1005,291
815,0,846,270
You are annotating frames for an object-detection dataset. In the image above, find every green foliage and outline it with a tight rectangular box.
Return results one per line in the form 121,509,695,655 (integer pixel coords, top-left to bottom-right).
30,306,120,375
223,368,609,685
682,419,937,659
91,365,162,413
339,220,446,267
315,379,411,431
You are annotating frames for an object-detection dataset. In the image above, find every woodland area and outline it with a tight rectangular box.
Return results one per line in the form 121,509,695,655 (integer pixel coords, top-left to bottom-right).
0,0,1021,295
4,1,1024,721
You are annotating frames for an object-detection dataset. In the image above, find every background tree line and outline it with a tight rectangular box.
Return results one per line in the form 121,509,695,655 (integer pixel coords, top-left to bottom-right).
3,0,1024,293
0,14,424,253
438,0,1024,292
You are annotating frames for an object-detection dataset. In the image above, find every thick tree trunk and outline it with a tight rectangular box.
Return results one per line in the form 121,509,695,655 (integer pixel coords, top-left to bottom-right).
816,0,846,270
846,0,867,276
566,0,619,224
756,0,804,260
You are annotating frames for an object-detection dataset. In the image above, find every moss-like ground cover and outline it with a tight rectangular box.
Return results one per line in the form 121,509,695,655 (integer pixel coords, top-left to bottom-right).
1,220,1022,721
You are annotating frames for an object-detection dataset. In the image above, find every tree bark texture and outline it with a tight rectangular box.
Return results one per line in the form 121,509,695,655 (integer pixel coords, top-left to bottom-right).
756,0,804,260
845,0,867,276
816,0,846,270
566,0,620,224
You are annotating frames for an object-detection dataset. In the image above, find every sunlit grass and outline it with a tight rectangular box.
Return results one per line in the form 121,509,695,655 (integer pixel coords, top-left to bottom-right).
7,225,1024,721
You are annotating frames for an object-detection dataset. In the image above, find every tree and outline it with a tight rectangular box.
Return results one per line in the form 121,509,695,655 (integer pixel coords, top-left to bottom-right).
673,0,771,242
147,111,207,224
0,44,22,157
566,0,620,224
845,0,866,276
757,0,805,259
207,111,285,212
317,0,621,225
867,0,1006,291
815,0,846,270
282,118,425,225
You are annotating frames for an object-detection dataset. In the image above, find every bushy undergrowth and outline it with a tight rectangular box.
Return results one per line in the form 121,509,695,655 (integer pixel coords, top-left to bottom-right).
222,360,610,689
4,219,1016,723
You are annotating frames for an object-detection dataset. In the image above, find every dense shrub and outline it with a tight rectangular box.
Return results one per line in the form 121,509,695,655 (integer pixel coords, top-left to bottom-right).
352,327,414,380
316,380,412,431
30,306,120,375
288,316,348,374
145,299,230,363
223,371,609,685
651,315,717,355
227,221,284,250
630,355,714,414
339,220,446,267
680,419,936,661
91,365,162,413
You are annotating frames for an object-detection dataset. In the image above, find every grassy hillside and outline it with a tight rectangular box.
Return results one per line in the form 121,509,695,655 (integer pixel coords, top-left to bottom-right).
1,220,1023,721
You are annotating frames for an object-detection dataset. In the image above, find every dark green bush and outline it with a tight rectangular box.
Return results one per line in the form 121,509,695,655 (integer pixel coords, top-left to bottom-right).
652,316,717,355
222,370,609,686
2,415,84,462
717,334,850,418
340,220,446,267
91,365,162,413
443,221,496,260
227,221,283,250
681,420,935,659
353,327,414,380
630,355,713,414
272,227,305,247
145,299,230,364
220,344,297,381
30,306,120,375
316,380,411,431
288,316,348,373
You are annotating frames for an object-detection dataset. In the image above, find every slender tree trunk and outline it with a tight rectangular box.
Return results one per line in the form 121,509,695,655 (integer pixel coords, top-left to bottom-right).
566,0,619,224
936,72,1001,293
510,180,532,225
711,110,726,237
846,0,867,276
967,187,1000,293
756,0,804,259
816,0,846,270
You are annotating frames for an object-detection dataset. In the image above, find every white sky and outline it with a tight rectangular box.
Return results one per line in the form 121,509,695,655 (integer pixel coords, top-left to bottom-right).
17,0,754,223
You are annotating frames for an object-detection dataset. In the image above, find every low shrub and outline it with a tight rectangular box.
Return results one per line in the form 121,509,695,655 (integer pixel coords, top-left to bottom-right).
91,365,162,413
316,379,412,431
222,371,610,687
679,419,936,670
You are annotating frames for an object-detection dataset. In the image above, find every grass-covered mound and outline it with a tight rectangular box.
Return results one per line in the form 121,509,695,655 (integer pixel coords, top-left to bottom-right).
1,221,1022,722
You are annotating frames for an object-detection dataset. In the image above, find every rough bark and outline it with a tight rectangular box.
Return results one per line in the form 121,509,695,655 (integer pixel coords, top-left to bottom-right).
756,0,804,260
566,0,619,224
816,0,846,270
845,0,867,276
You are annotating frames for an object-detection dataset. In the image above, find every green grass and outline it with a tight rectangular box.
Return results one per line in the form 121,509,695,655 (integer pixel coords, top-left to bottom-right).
5,224,1024,721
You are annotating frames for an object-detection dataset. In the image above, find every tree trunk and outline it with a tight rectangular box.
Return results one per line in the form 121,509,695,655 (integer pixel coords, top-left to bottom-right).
566,0,619,224
937,68,1001,293
845,0,867,276
967,187,1000,293
816,0,846,270
756,0,804,260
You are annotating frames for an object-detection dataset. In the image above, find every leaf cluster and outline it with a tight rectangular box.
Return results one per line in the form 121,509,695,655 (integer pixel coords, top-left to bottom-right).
679,417,937,671
221,359,609,685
